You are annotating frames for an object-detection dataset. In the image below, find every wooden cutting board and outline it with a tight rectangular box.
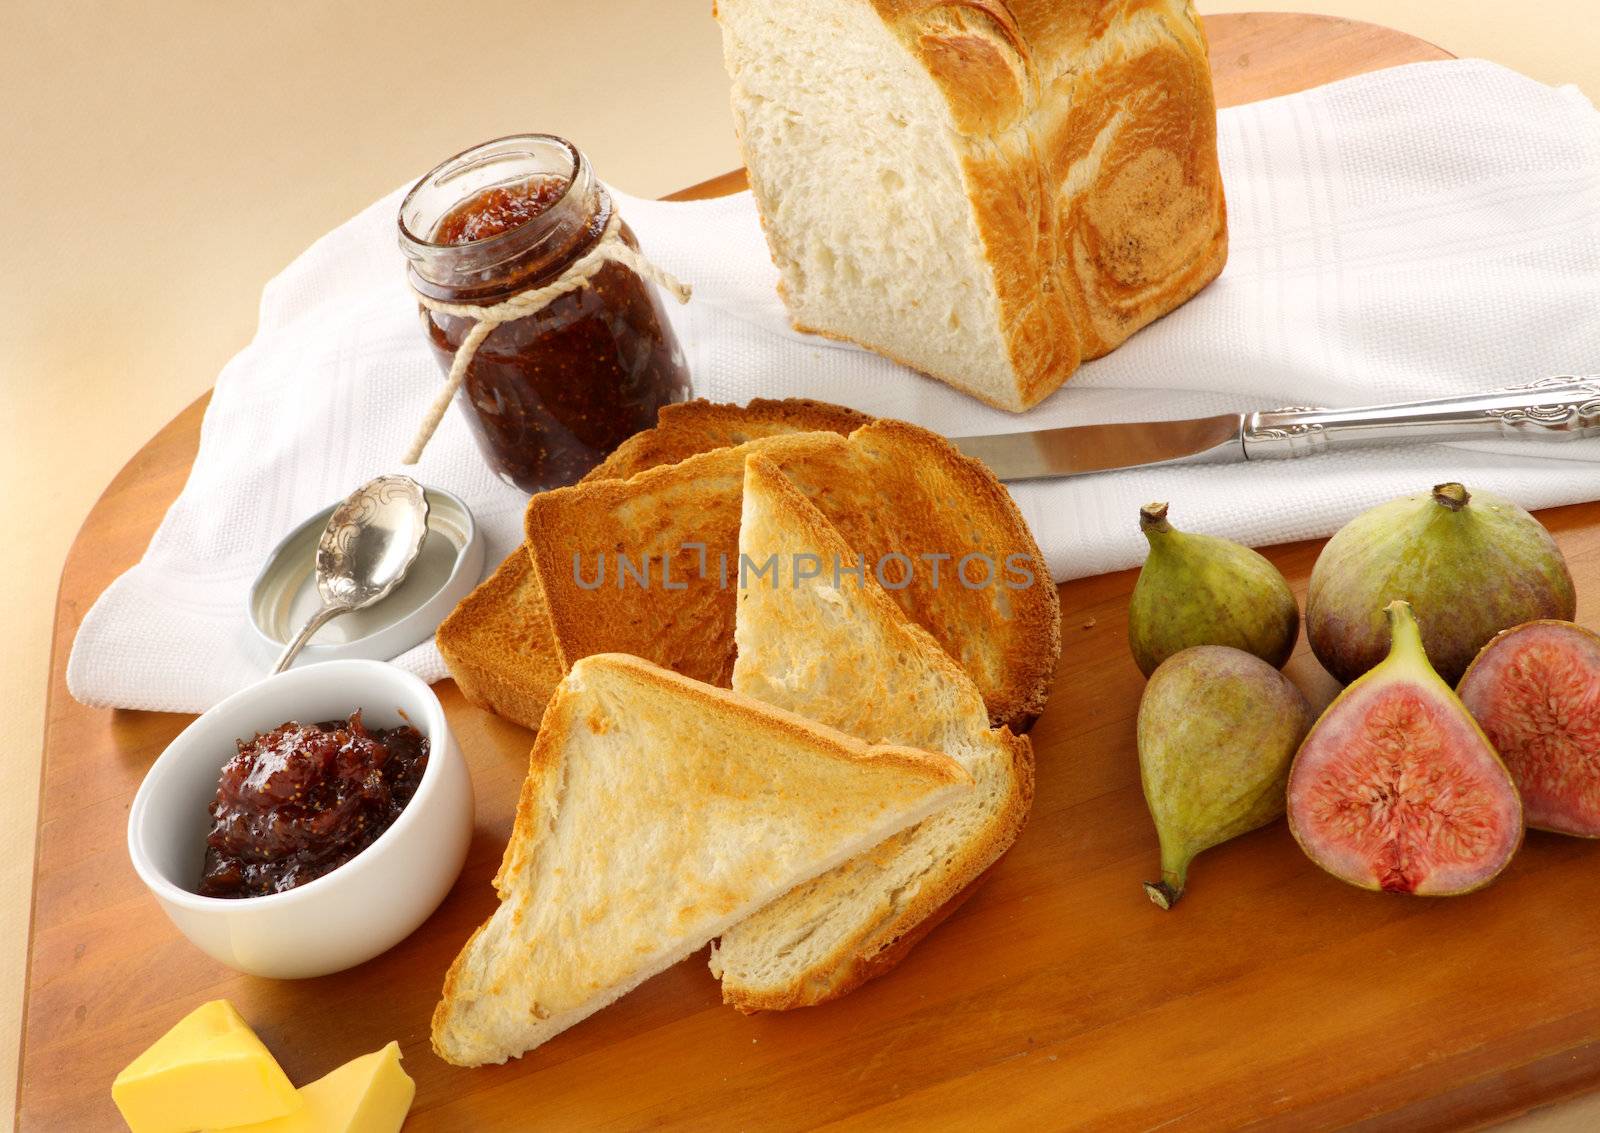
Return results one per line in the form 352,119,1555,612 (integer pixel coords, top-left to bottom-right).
22,14,1600,1130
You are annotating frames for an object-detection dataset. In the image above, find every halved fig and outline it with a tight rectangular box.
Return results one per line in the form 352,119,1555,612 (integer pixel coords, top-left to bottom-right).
1459,620,1600,838
1288,600,1522,895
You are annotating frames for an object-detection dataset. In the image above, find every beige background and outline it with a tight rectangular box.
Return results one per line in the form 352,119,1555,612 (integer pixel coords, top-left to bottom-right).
2,2,1596,1127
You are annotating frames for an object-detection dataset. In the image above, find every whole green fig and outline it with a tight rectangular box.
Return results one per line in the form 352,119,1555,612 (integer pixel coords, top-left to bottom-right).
1138,645,1315,909
1128,503,1300,677
1306,483,1575,687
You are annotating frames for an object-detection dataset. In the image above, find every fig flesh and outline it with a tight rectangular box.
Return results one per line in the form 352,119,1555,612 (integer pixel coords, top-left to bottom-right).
1459,620,1600,838
1288,601,1522,895
1307,483,1575,687
1128,503,1300,677
1138,645,1314,908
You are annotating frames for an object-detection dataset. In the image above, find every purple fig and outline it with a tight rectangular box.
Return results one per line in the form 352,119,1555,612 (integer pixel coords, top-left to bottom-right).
1307,483,1575,687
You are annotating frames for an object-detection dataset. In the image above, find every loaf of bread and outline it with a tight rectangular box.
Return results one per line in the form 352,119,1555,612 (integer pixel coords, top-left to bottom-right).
716,0,1228,411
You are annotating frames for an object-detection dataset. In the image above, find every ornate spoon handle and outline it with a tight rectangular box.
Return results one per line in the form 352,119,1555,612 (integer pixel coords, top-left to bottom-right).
271,602,353,675
1243,375,1600,459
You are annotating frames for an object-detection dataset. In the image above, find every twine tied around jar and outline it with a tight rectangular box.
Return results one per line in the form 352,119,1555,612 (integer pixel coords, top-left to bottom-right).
403,210,692,464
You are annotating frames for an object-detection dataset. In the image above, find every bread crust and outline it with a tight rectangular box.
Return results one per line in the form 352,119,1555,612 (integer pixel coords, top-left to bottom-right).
617,408,1062,725
526,432,834,688
431,674,576,1062
841,418,1060,729
587,397,871,481
593,655,974,787
786,320,1047,415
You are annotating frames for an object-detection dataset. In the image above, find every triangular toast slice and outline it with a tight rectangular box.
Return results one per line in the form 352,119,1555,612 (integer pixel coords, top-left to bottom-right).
709,455,1035,1009
527,432,832,691
522,420,1060,731
435,549,564,729
438,399,869,730
431,653,971,1066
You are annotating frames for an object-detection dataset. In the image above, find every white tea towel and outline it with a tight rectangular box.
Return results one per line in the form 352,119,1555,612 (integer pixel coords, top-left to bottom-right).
69,60,1600,713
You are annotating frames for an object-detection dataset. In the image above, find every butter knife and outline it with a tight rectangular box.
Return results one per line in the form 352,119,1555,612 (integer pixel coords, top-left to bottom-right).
950,376,1600,481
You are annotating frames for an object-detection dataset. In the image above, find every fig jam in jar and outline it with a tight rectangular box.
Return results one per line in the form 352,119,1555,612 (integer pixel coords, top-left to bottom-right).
399,135,690,491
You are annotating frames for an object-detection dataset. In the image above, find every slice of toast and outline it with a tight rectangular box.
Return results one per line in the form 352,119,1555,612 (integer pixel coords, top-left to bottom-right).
523,419,1060,730
438,399,867,729
709,455,1035,1009
527,432,834,689
805,419,1059,728
434,550,563,729
431,653,970,1066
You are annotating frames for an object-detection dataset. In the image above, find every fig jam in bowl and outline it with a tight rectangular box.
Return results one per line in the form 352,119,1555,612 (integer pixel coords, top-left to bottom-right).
127,660,473,979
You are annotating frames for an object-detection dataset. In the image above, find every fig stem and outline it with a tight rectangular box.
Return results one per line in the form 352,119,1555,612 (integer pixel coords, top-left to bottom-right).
1144,859,1187,910
1384,599,1425,655
1143,879,1183,909
1432,482,1471,512
1140,502,1172,536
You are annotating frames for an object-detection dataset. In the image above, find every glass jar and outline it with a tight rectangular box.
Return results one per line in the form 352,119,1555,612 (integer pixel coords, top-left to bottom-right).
398,135,691,492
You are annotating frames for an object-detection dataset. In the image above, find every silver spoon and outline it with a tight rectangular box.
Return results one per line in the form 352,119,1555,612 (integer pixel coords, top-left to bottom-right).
271,474,431,674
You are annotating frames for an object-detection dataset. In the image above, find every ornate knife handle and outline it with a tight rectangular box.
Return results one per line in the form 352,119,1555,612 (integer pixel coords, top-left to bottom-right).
1242,375,1600,459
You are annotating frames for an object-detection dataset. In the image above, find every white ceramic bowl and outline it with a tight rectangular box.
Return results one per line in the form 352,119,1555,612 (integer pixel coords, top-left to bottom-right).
128,660,473,979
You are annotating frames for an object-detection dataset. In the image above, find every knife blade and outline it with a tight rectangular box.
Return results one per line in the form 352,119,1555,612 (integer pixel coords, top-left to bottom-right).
950,414,1245,481
949,377,1600,482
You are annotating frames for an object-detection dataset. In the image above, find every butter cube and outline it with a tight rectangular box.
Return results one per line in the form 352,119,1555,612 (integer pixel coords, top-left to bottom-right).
212,1041,416,1133
113,999,298,1133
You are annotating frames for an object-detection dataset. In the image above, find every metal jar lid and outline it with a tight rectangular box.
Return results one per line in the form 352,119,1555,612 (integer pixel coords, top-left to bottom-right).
248,485,485,665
